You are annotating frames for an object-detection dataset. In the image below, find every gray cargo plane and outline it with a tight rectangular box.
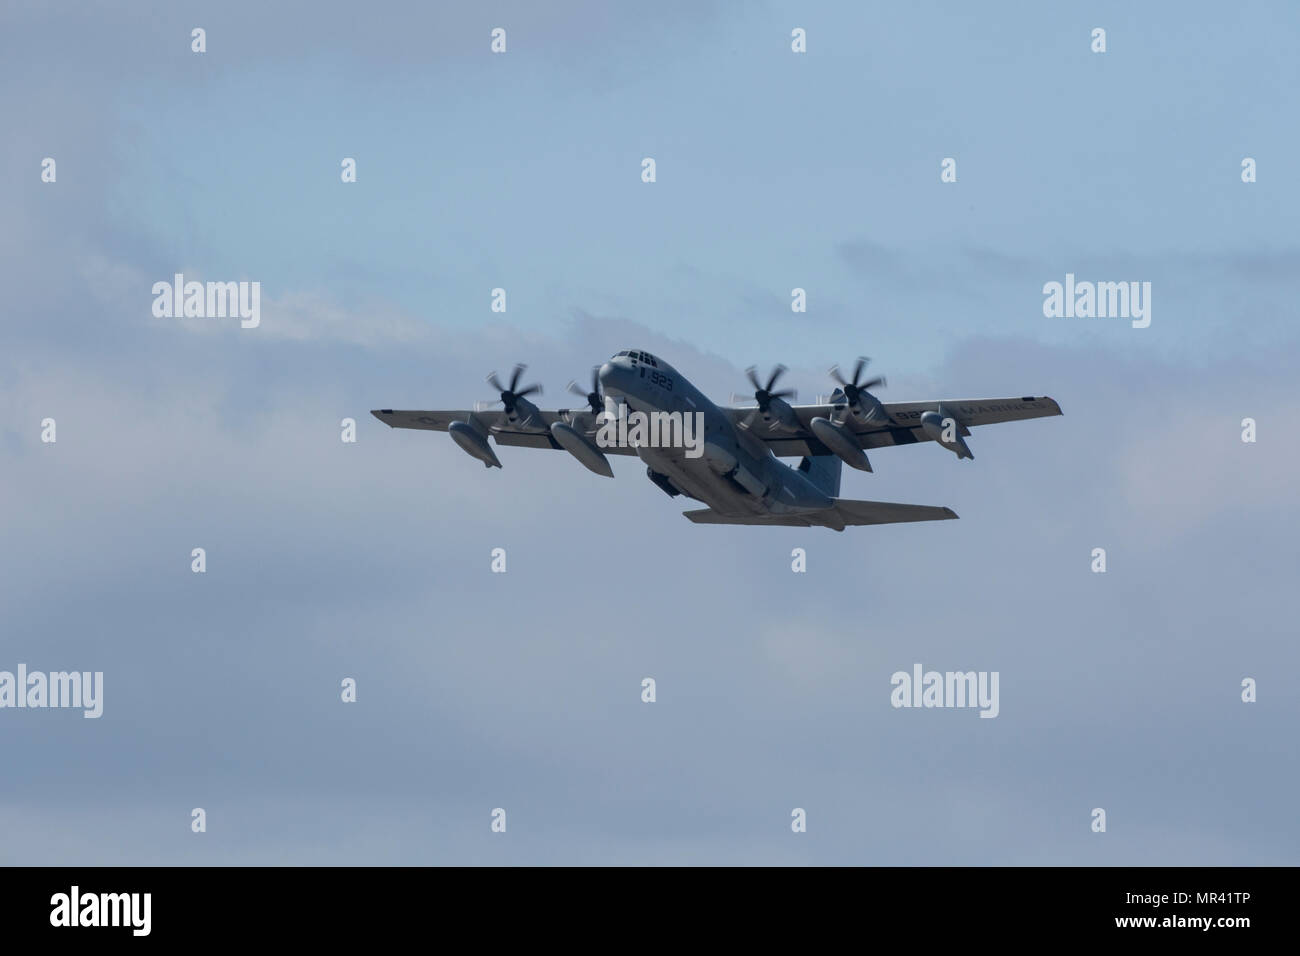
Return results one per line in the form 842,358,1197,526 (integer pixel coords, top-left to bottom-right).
373,352,1061,531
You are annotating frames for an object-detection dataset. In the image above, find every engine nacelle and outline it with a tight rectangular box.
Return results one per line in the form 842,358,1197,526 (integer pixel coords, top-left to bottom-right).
809,417,872,472
854,393,890,425
448,420,502,468
919,410,974,460
495,394,542,428
762,395,800,431
550,421,613,477
831,387,889,425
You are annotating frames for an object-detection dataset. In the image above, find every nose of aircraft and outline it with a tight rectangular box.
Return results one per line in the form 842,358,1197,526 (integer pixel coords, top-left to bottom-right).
599,360,628,393
599,355,637,396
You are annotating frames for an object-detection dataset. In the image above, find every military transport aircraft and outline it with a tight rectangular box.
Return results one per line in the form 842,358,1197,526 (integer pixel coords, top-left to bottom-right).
372,352,1061,531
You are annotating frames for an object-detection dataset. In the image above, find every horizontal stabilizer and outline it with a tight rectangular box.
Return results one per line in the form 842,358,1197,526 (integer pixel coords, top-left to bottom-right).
683,498,957,531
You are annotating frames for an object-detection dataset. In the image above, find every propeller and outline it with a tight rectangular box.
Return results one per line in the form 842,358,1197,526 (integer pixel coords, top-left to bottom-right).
735,364,798,430
566,366,604,416
828,356,887,422
485,363,542,417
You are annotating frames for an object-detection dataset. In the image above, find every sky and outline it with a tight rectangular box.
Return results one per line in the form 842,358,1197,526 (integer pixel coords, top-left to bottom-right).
1,1,1297,865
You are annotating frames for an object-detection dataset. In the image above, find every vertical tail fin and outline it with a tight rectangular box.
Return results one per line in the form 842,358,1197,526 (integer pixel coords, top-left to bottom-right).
797,454,842,497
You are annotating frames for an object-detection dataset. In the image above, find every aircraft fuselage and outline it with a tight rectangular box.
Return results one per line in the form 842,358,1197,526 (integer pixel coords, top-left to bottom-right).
598,351,834,517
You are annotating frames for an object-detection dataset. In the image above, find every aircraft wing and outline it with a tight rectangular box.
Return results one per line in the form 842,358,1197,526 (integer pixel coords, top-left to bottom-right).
727,396,1063,457
683,499,958,530
369,408,640,454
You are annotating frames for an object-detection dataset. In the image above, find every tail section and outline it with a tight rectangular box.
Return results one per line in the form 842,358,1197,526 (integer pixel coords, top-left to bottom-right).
797,454,842,497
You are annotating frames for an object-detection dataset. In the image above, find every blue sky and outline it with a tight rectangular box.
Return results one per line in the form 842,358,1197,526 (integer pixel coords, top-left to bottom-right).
1,1,1297,864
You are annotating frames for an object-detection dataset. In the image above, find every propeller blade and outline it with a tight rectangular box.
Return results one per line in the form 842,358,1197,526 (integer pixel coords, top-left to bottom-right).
509,363,526,393
765,364,787,393
829,364,849,388
771,388,797,401
567,370,603,413
745,366,762,391
515,383,542,399
852,356,869,385
860,376,885,391
487,371,505,392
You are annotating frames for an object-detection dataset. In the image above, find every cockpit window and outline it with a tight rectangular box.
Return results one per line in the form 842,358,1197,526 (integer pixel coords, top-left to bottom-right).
615,349,659,367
